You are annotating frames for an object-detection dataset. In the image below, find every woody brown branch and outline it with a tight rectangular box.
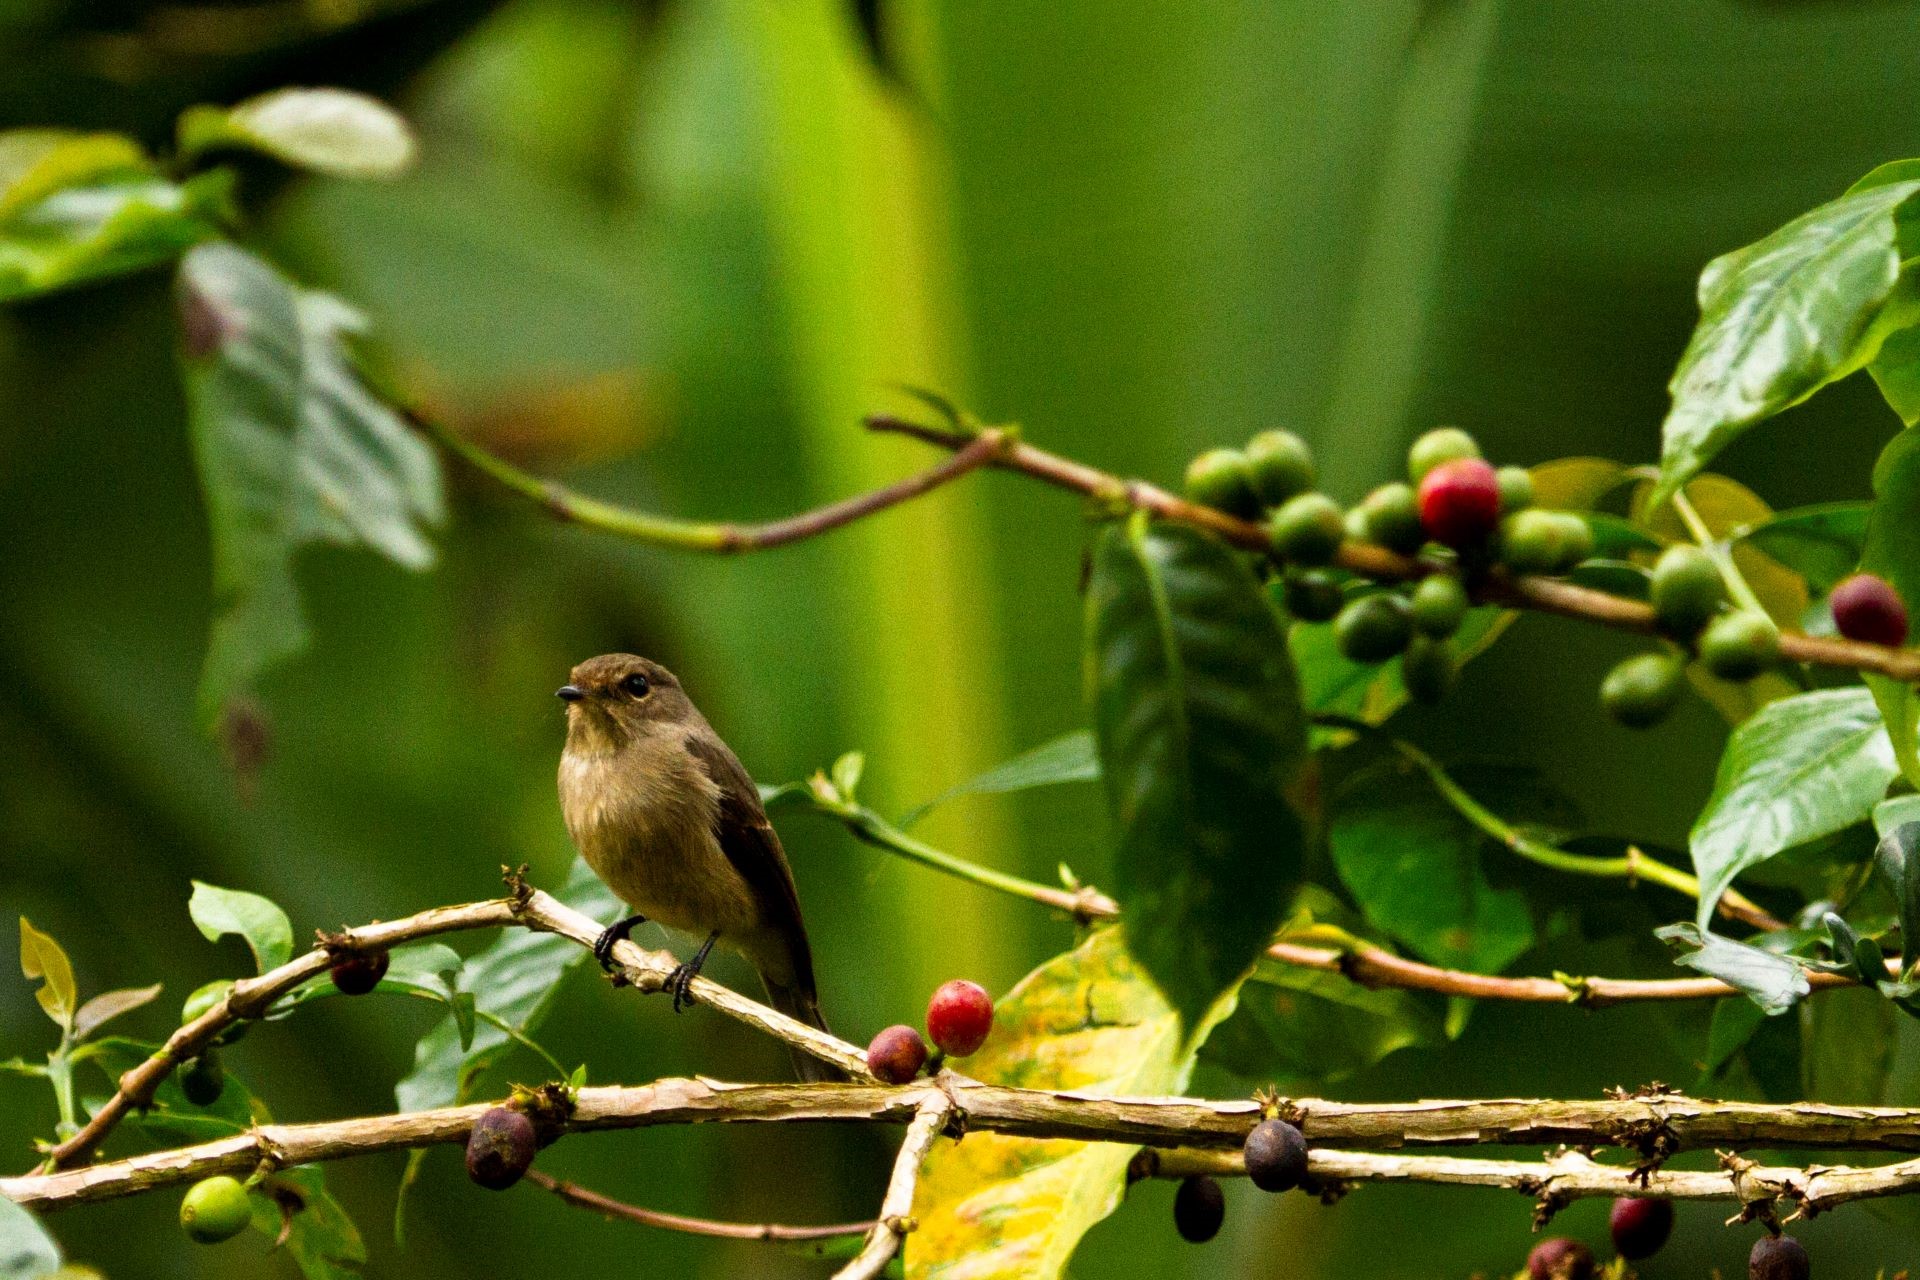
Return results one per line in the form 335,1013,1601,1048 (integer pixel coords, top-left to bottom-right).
863,415,1920,683
525,1169,871,1242
15,1077,1920,1214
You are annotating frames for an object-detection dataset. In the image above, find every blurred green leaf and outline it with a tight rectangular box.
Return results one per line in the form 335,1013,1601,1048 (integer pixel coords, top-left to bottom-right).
0,129,146,221
1876,795,1920,837
394,857,617,1113
1201,952,1444,1088
1328,761,1533,974
248,1165,367,1280
189,880,294,973
1690,688,1896,928
0,1196,61,1280
1877,822,1920,981
70,984,162,1041
17,918,75,1033
1656,923,1810,1015
898,730,1098,828
907,927,1234,1280
0,171,227,302
1815,912,1890,988
1294,600,1512,740
1738,502,1869,594
1085,515,1309,1027
1565,559,1650,599
1863,425,1920,788
179,89,416,180
1653,176,1920,507
176,242,444,723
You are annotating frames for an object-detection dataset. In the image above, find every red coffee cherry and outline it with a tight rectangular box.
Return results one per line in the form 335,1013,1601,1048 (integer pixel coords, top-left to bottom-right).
926,979,994,1057
1526,1236,1596,1280
1417,457,1502,548
1748,1233,1810,1280
1831,572,1909,647
466,1106,537,1190
866,1024,929,1084
329,950,390,996
1609,1196,1673,1260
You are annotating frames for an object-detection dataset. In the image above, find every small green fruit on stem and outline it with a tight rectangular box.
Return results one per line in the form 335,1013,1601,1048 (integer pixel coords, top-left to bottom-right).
1601,651,1686,728
1282,570,1345,622
1268,492,1346,566
1699,610,1780,681
1183,448,1262,519
1334,594,1413,664
1407,426,1482,483
179,1175,251,1244
1650,544,1724,637
1244,430,1316,505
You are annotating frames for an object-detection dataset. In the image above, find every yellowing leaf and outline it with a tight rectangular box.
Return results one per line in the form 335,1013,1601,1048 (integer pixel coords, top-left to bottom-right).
19,916,77,1032
1528,457,1634,512
906,928,1234,1280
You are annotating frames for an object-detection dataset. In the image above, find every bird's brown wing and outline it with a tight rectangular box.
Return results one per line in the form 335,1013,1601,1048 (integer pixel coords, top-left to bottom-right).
684,733,816,994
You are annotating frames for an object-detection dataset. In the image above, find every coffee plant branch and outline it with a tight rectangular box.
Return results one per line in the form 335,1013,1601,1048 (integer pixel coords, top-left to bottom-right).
524,1168,872,1243
793,774,1833,1009
45,875,872,1175
17,1074,1920,1216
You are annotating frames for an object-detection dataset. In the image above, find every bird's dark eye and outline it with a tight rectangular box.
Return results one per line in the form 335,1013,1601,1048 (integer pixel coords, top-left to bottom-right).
620,672,651,698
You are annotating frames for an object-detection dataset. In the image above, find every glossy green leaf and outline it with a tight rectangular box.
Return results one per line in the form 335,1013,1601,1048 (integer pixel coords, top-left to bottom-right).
898,730,1098,828
394,856,617,1112
907,927,1234,1280
1863,425,1920,788
1737,502,1870,594
17,918,75,1033
1689,688,1896,928
1877,822,1920,981
189,880,294,973
176,243,444,722
0,130,147,221
1652,177,1920,508
1816,913,1890,988
1656,924,1810,1015
1329,761,1533,974
70,984,162,1041
179,89,416,180
0,171,228,302
0,1196,61,1280
1085,515,1309,1027
1869,317,1920,423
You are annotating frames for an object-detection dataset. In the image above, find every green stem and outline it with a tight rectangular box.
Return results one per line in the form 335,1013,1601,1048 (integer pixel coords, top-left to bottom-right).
1315,713,1776,929
1671,490,1767,616
45,1036,76,1142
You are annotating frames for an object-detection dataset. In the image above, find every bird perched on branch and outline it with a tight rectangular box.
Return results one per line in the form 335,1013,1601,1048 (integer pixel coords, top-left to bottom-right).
555,653,838,1081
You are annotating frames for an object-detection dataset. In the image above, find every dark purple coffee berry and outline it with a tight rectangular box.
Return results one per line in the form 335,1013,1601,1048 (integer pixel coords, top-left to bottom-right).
1526,1236,1596,1280
1243,1118,1308,1193
466,1106,537,1190
866,1024,929,1084
1609,1196,1673,1260
1749,1233,1810,1280
1831,572,1909,647
180,1049,225,1107
329,950,389,996
1172,1175,1225,1243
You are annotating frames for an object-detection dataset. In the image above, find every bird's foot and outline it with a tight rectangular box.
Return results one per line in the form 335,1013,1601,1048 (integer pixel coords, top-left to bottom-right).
667,931,720,1013
593,914,647,971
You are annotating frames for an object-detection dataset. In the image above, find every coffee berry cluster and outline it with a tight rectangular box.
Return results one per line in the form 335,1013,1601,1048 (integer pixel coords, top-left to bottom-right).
865,977,997,1083
1170,1116,1310,1244
1183,427,1912,729
1528,1203,1806,1280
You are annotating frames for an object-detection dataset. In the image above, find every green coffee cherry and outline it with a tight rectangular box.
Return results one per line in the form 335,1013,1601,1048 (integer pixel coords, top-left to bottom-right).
1283,570,1345,622
1601,652,1686,728
1650,545,1724,637
1244,430,1316,505
1700,610,1781,682
1268,492,1346,566
1356,482,1426,554
1334,594,1414,664
181,980,248,1045
1183,448,1262,519
1410,574,1469,638
1495,465,1534,514
1407,427,1481,484
1402,636,1457,704
1498,509,1566,575
180,1175,251,1244
1544,512,1593,570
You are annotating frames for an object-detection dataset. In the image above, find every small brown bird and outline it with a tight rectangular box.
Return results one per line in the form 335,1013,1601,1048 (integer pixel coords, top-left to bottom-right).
555,653,837,1081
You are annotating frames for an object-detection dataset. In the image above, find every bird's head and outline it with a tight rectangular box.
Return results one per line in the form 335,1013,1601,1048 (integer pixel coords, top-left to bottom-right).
556,654,693,753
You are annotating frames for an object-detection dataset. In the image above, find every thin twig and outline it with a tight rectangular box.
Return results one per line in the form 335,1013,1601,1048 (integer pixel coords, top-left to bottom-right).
863,414,1920,683
791,788,1857,1009
835,1092,953,1280
414,406,1008,552
525,1168,870,1242
18,1079,1920,1213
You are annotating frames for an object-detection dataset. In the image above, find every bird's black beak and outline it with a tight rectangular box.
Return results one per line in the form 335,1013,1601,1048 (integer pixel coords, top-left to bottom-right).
556,685,584,703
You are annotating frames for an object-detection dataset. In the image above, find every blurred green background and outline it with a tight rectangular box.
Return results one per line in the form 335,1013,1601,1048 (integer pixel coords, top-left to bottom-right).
5,1,1920,1275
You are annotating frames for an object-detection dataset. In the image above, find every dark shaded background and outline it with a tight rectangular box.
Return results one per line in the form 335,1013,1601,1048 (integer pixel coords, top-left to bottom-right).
5,2,1920,1275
